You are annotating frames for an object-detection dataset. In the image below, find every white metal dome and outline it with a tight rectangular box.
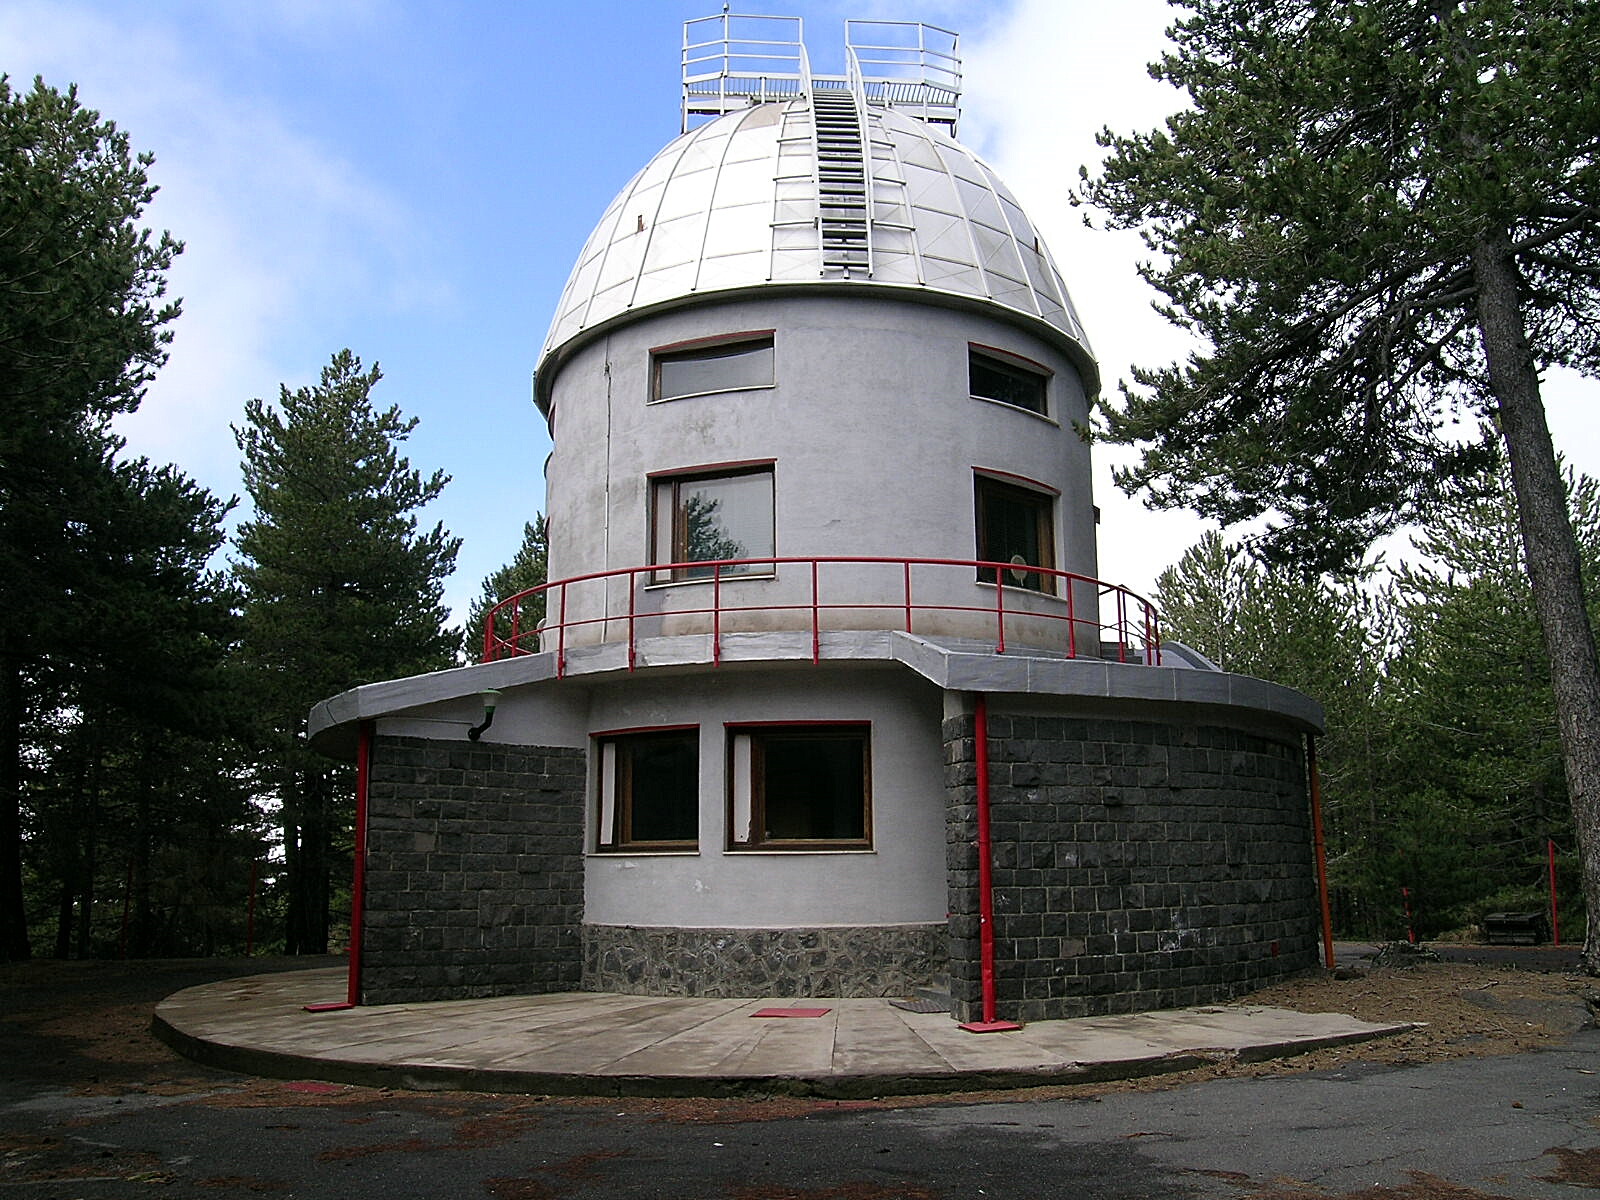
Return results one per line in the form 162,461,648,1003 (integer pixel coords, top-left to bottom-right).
537,97,1096,406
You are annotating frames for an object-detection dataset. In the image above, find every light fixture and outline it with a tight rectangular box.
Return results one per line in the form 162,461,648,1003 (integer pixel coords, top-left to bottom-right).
467,689,501,741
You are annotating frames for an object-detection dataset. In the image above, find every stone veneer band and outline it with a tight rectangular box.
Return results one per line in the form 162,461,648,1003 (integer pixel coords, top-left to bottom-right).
582,923,948,998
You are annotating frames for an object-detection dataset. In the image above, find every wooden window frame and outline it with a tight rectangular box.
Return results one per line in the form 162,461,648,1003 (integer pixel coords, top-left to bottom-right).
974,472,1058,595
651,332,776,402
968,345,1050,416
726,722,872,851
594,726,699,852
649,462,776,582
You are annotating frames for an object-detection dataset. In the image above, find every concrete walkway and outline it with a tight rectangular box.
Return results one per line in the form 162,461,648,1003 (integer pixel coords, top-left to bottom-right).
152,967,1413,1099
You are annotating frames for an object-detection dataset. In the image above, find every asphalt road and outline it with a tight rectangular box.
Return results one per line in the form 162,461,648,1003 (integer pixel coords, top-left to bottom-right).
5,950,1597,1199
5,1027,1600,1197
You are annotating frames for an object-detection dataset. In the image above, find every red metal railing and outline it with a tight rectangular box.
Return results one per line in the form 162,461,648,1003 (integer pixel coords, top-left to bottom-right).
481,555,1160,675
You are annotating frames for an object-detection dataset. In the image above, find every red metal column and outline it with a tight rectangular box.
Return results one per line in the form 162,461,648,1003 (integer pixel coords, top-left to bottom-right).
307,720,371,1014
961,694,1021,1033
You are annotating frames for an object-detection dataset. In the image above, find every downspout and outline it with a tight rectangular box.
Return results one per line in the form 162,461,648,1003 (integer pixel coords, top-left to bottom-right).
1308,735,1335,971
960,694,1021,1033
305,719,371,1014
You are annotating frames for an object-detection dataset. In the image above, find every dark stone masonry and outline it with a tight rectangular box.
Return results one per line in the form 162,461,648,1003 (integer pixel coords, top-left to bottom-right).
360,735,585,1005
356,709,1317,1015
943,709,1318,1023
582,923,947,998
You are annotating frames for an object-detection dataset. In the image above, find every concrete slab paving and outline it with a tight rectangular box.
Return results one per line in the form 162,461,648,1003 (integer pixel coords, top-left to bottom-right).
152,967,1415,1099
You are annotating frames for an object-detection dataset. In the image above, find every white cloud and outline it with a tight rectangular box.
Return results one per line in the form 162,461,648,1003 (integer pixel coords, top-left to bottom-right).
963,0,1206,595
2,2,435,499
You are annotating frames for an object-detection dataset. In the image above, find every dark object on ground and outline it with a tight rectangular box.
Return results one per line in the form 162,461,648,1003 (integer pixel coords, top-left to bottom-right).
1483,911,1550,945
1371,941,1443,968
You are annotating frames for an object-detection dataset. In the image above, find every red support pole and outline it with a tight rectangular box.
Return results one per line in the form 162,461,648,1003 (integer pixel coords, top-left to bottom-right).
557,584,568,678
712,564,723,665
628,572,638,672
961,694,1021,1033
1402,887,1415,945
813,560,822,663
1066,578,1077,658
994,577,1007,655
307,721,371,1013
1549,838,1561,946
1117,590,1128,662
903,560,913,635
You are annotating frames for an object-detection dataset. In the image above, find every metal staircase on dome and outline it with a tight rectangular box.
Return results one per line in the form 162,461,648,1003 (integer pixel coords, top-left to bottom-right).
811,89,869,271
681,12,960,279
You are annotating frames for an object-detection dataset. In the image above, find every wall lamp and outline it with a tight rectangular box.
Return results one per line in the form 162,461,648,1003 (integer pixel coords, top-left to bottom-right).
467,689,501,741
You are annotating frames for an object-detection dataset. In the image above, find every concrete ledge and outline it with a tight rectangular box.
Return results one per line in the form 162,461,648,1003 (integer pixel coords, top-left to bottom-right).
308,630,1323,759
153,968,1412,1100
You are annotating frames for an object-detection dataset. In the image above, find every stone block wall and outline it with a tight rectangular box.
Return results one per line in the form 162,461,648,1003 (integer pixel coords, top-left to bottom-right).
582,923,947,998
361,735,586,1004
944,710,1318,1023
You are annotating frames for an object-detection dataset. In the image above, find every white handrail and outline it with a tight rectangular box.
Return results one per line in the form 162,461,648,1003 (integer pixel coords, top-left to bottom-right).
683,14,962,134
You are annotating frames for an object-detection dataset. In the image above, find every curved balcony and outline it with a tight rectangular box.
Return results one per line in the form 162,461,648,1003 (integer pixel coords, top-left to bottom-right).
481,556,1161,676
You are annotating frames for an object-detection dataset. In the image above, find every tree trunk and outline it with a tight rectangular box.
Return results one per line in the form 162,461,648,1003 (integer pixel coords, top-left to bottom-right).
1473,227,1600,973
132,753,153,958
283,765,331,955
281,768,303,955
76,744,101,959
54,881,74,959
304,767,330,955
0,651,30,961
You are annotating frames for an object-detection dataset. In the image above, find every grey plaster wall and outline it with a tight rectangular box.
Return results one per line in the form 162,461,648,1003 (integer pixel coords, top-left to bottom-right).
542,292,1100,652
582,923,947,998
360,735,586,1004
944,709,1318,1023
582,665,948,930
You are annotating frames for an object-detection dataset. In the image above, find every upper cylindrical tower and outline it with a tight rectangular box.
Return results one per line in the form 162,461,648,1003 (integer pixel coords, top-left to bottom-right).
533,17,1114,658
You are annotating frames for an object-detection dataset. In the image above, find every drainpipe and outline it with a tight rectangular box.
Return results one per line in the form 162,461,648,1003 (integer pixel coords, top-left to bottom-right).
960,694,1022,1033
1308,735,1335,971
305,720,371,1014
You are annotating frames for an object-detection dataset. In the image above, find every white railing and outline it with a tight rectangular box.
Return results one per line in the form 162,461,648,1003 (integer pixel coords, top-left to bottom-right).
682,13,963,134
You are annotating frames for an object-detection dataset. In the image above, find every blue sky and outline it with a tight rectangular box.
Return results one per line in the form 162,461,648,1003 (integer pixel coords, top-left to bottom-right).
8,1,1594,629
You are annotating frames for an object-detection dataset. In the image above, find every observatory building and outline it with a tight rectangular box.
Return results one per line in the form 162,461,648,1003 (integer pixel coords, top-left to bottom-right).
309,15,1326,1024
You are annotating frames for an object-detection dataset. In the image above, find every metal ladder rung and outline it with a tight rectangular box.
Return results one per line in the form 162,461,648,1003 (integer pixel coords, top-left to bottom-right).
812,84,873,275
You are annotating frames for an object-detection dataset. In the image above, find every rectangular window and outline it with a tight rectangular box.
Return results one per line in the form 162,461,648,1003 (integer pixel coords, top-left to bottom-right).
969,347,1048,415
728,724,871,849
975,474,1057,594
595,728,699,850
651,465,775,580
653,335,775,402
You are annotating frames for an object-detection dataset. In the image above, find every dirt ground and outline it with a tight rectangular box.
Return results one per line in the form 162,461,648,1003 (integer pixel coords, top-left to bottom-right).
1,948,1595,1113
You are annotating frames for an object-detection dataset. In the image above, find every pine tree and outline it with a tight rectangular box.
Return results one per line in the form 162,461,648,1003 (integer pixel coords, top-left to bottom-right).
1383,466,1600,934
232,350,460,954
1081,0,1600,968
461,515,547,661
0,76,183,959
1154,534,1392,932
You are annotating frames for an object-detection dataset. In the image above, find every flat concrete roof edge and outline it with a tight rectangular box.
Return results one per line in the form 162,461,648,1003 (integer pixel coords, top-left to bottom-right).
307,631,1324,759
888,633,1325,733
